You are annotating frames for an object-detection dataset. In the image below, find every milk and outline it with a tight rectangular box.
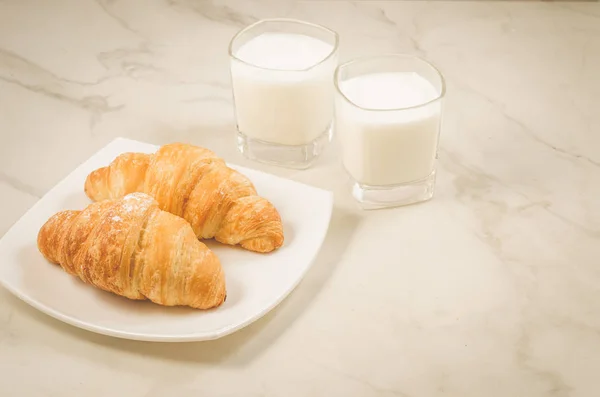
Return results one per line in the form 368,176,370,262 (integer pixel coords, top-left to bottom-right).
231,32,336,146
336,72,442,186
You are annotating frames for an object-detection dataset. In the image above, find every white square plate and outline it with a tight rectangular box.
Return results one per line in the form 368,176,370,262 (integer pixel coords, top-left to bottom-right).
0,138,333,342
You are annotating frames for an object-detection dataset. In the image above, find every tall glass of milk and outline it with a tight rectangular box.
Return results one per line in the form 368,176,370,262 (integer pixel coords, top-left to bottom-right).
334,54,446,209
229,19,339,169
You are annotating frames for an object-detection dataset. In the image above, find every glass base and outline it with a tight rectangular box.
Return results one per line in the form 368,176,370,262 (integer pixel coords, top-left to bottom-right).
236,127,331,169
351,171,436,210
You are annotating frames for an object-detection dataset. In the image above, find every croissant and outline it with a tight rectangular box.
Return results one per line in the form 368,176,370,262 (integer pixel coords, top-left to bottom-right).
83,143,284,253
37,192,227,309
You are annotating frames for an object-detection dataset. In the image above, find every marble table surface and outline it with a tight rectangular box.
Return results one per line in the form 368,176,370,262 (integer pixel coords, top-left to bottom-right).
1,0,599,396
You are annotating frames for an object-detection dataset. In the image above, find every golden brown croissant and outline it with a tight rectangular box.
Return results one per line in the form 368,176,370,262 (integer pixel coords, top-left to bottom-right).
83,143,284,253
37,192,226,309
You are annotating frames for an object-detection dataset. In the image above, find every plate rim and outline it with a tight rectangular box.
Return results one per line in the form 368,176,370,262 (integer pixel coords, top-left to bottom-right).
0,137,334,342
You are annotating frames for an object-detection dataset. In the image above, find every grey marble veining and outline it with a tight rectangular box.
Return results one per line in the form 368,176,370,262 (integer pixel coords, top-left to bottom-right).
0,1,599,396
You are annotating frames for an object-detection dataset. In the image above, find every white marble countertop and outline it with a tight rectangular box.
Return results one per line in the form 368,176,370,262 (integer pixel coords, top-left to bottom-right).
1,0,599,396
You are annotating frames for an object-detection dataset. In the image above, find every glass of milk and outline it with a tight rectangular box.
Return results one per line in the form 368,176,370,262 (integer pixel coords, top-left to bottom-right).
229,19,339,169
334,54,446,209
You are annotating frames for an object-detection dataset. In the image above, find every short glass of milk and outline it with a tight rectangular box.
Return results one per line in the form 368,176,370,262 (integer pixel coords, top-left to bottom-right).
229,19,339,169
334,54,446,209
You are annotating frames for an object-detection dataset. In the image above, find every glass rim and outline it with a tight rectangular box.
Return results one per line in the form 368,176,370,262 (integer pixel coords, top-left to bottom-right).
228,18,340,72
334,54,447,112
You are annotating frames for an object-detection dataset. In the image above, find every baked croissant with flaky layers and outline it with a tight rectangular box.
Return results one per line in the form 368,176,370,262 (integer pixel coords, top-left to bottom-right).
83,143,284,253
37,192,226,310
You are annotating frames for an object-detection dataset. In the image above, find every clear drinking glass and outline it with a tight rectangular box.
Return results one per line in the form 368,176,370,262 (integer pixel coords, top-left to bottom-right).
334,54,446,209
229,19,339,169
